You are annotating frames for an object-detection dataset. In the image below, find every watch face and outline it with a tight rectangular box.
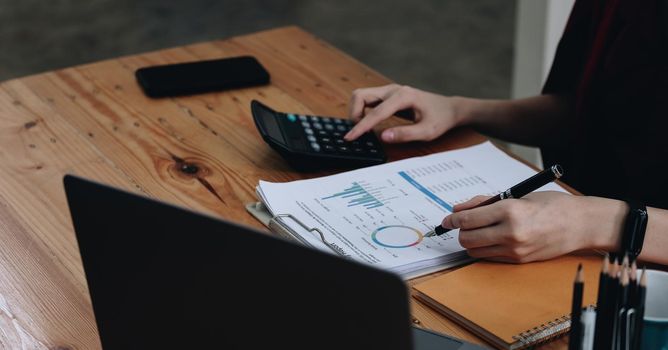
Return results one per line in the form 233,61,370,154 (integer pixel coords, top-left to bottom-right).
619,201,648,259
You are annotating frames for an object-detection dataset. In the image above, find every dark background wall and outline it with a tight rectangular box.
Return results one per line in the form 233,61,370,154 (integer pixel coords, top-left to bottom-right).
0,0,516,98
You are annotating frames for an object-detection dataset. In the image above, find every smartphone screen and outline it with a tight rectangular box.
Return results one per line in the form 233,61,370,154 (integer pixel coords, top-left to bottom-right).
135,56,270,97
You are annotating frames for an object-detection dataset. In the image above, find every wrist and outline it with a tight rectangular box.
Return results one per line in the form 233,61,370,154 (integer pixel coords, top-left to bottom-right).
449,96,481,127
580,196,626,252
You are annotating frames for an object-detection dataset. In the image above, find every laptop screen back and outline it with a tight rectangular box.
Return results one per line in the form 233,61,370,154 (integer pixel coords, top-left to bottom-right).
64,176,412,350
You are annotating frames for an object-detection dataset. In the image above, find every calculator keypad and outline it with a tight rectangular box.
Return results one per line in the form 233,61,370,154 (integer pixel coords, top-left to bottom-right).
281,113,381,157
251,100,386,169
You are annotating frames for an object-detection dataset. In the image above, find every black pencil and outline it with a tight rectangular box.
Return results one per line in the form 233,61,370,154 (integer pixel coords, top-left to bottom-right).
627,260,639,350
602,257,620,350
612,256,629,350
568,263,584,350
632,267,647,350
592,254,609,349
618,265,630,350
629,260,638,303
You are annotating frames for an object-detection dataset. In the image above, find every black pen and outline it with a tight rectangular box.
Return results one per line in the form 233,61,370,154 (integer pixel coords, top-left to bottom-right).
425,164,564,237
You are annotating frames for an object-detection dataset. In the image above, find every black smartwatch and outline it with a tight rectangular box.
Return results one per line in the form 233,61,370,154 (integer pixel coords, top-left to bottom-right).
619,200,648,260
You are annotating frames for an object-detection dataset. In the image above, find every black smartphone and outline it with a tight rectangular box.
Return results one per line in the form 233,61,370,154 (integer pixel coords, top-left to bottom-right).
135,56,270,98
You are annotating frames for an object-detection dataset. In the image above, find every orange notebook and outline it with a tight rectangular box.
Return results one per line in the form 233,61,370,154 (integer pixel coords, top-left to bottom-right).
413,255,601,350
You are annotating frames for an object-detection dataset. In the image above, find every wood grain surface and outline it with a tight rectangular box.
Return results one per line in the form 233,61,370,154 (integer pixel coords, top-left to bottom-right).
0,26,566,349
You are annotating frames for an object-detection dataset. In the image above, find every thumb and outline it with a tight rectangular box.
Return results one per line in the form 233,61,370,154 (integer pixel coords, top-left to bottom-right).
380,124,434,143
453,195,492,212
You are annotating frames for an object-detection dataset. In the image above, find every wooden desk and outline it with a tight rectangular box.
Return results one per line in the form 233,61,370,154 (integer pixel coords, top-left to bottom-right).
0,26,564,349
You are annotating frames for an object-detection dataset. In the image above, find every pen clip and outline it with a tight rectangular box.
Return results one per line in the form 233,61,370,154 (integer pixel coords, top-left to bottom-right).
625,308,635,350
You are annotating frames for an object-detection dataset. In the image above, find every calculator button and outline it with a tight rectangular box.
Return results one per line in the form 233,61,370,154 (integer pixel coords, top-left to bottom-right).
310,142,321,152
323,144,336,153
368,148,379,154
337,146,352,153
309,116,320,122
332,132,343,138
351,140,360,146
301,121,310,128
287,114,297,122
365,141,374,147
298,115,308,121
320,137,332,143
304,128,314,135
333,118,343,124
336,125,348,132
324,124,334,131
353,147,364,153
307,135,317,142
312,122,323,130
316,130,328,137
334,139,345,145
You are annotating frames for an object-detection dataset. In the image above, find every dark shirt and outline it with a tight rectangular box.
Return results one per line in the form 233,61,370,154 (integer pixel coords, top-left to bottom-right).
542,0,668,209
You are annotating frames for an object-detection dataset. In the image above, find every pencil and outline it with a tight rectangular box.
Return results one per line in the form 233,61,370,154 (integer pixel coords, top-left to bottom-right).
626,260,639,350
629,260,638,300
612,257,629,350
618,265,630,350
568,263,584,350
602,257,620,350
592,254,609,349
631,267,647,350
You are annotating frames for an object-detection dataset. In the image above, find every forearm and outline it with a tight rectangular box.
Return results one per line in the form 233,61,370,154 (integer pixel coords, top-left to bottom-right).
454,94,573,147
584,197,668,265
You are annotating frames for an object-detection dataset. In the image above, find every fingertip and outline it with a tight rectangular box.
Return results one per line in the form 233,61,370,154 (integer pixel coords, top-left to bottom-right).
381,130,395,142
442,215,455,229
345,126,363,140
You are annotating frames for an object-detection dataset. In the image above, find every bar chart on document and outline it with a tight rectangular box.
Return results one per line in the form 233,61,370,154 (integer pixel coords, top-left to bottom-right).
311,159,500,257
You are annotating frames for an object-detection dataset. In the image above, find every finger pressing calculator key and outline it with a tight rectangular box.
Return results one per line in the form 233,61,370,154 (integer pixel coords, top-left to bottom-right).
251,100,387,170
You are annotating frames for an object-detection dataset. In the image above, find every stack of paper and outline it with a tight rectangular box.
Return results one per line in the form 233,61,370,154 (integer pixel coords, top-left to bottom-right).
256,141,566,279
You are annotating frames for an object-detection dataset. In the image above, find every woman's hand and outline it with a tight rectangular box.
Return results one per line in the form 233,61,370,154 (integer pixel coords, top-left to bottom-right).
344,84,466,143
442,192,627,263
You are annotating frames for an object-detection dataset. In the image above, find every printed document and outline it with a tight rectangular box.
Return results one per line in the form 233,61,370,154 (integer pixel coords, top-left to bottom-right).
256,141,566,278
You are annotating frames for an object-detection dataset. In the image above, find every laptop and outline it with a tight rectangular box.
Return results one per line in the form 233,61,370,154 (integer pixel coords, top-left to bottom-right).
64,175,487,350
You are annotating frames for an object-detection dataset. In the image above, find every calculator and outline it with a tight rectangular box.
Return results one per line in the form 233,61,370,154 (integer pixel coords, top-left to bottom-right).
251,100,387,170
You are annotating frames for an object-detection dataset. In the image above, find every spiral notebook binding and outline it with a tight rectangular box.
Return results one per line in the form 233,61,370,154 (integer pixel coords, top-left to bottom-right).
510,303,596,349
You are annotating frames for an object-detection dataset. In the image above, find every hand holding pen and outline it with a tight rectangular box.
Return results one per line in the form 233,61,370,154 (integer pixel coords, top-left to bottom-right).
423,164,580,264
426,164,564,237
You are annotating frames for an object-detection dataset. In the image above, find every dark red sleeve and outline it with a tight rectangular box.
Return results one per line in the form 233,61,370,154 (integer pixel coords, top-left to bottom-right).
542,0,596,95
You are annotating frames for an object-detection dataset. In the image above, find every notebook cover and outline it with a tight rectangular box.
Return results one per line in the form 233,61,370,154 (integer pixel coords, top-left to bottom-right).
413,255,601,349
